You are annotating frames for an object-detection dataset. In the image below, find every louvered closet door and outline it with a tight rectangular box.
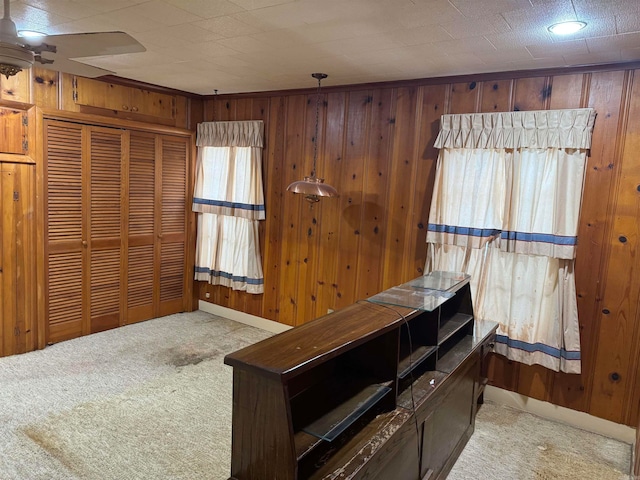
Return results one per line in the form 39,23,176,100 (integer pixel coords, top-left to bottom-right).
88,127,126,333
45,121,85,342
45,121,125,342
127,132,156,323
158,135,188,316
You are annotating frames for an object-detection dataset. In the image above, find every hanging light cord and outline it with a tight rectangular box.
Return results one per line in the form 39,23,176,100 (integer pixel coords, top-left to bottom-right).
311,76,322,178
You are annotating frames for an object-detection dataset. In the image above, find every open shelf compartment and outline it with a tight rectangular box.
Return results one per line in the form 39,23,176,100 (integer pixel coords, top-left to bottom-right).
439,313,474,345
301,381,393,441
398,345,438,380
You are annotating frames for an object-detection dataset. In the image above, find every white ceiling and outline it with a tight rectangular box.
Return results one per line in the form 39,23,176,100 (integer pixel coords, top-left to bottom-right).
6,0,640,94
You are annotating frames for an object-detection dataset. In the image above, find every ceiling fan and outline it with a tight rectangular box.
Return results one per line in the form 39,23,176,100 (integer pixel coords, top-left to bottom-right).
0,0,145,79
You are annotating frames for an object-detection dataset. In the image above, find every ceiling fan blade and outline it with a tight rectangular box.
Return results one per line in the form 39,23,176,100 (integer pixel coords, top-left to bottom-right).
37,57,114,78
26,31,145,58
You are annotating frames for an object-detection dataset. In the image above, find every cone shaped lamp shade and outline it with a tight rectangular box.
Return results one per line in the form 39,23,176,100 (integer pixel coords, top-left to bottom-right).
286,73,338,203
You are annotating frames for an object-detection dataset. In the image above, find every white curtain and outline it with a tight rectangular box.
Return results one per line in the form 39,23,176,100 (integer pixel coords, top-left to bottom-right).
194,121,265,294
426,109,596,374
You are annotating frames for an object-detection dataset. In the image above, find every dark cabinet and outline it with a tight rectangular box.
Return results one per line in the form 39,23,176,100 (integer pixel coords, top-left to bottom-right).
224,272,497,480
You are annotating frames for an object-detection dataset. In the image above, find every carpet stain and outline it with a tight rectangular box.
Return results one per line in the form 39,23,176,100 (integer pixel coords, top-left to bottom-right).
162,345,222,367
534,440,627,480
22,425,84,478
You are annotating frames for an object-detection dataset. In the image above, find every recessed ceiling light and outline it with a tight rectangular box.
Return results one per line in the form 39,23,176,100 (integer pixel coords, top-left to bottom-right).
18,30,47,38
548,21,587,35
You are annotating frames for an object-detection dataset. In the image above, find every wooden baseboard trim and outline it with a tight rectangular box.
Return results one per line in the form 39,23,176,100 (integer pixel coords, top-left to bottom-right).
198,301,292,334
484,385,635,444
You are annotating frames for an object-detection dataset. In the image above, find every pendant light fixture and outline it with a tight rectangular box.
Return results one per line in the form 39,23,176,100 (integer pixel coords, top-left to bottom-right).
286,73,338,203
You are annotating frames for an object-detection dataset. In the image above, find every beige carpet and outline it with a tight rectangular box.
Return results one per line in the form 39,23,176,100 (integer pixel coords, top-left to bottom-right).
0,311,632,480
449,402,631,480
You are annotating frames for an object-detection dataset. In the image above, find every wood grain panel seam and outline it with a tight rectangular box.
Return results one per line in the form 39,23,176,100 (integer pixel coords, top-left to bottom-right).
585,69,633,415
401,86,425,282
581,73,592,108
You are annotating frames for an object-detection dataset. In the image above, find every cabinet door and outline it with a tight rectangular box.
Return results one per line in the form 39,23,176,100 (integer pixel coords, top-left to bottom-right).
75,77,175,121
158,135,188,316
74,77,130,112
127,132,156,323
421,358,476,478
0,107,28,154
88,127,126,333
1,163,37,356
45,121,85,343
129,89,175,119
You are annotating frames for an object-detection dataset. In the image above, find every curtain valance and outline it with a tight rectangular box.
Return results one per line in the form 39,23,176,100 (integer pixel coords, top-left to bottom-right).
197,121,264,147
434,108,596,150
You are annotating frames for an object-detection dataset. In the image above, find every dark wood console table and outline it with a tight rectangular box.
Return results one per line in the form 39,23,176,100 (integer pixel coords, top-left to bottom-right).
224,272,498,480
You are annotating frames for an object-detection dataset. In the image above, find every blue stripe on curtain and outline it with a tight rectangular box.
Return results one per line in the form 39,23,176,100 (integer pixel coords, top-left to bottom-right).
195,266,264,285
427,223,501,238
193,197,265,212
500,231,577,245
495,334,581,360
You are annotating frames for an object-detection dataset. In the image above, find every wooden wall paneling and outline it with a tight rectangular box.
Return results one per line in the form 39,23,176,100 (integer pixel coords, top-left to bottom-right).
189,97,204,131
512,76,551,111
59,74,79,112
174,95,188,129
295,94,324,324
480,79,514,112
294,93,326,325
188,132,198,313
32,105,46,350
0,70,30,103
552,71,625,412
216,97,233,121
45,120,84,343
262,97,286,321
334,91,370,311
589,70,640,424
547,74,587,109
381,87,418,290
31,67,59,110
127,132,157,323
88,127,125,334
296,93,324,323
278,95,307,326
355,88,394,300
402,84,447,281
314,91,346,318
402,88,426,280
234,98,254,121
450,81,480,113
14,163,36,354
